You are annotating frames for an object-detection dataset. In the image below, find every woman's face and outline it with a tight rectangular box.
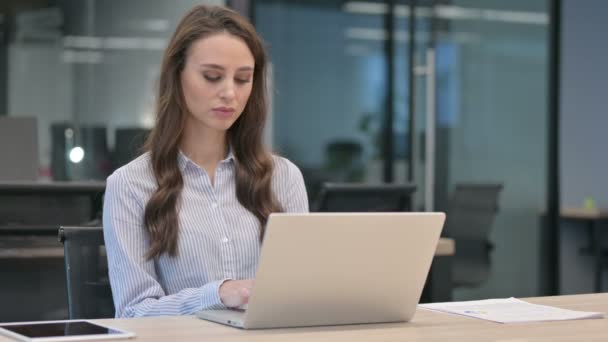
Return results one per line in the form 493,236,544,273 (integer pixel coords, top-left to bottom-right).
180,32,255,135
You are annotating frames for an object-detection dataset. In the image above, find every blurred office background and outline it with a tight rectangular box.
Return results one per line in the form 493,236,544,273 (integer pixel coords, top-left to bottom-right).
0,0,606,322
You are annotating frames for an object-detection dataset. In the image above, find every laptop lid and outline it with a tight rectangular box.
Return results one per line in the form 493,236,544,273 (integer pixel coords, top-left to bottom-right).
240,212,445,329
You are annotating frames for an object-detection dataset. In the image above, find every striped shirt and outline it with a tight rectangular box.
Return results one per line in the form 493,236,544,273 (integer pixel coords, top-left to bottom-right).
102,150,309,318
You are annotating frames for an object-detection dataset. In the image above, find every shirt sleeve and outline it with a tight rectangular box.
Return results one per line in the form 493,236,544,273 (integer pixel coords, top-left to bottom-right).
103,170,229,318
273,157,309,213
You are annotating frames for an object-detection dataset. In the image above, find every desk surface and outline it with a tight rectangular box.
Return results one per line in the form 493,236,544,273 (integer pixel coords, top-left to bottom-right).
0,181,105,194
560,207,608,220
0,238,454,260
435,237,454,256
1,293,603,342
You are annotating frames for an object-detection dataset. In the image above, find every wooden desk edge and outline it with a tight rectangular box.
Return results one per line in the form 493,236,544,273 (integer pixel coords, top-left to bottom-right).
73,293,608,342
436,238,454,256
559,207,608,220
0,247,64,259
539,207,608,219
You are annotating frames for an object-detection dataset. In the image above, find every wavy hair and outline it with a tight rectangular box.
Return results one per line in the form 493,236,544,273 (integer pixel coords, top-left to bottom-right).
143,5,281,259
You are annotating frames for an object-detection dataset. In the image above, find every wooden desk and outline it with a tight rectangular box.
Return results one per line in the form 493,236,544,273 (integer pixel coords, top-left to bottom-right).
560,208,608,293
436,237,454,256
560,208,608,220
0,181,105,232
0,240,453,274
1,293,603,341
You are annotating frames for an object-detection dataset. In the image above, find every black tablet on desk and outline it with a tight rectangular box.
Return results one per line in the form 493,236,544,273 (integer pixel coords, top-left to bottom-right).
0,320,135,342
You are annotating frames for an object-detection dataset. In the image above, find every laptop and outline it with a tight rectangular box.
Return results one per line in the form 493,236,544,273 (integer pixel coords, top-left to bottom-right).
196,212,446,329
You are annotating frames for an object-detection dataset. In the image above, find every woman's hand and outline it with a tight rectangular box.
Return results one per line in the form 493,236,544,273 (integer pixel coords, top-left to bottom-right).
219,279,254,308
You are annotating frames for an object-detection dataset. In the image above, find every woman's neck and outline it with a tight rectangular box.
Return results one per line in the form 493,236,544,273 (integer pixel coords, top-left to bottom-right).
180,121,228,179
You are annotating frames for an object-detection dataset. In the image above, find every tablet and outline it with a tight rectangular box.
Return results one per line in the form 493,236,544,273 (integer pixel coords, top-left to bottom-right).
0,320,135,342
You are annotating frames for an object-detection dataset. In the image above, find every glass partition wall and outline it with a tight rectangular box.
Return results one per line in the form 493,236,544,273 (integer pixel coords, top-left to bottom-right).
4,0,225,181
0,0,554,301
254,0,551,300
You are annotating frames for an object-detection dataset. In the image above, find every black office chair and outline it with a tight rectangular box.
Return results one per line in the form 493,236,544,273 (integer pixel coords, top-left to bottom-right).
443,183,503,288
58,226,114,319
112,128,150,170
312,182,416,212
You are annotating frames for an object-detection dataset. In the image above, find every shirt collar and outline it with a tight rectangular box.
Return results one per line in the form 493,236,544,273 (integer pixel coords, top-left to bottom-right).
177,150,189,172
177,146,235,172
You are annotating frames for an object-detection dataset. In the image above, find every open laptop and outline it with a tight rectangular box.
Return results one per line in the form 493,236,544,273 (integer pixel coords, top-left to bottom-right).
196,212,446,329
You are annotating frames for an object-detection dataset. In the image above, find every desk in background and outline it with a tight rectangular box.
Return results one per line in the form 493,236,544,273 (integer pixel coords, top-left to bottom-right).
0,181,105,322
560,208,608,293
0,181,105,257
1,293,602,341
435,237,455,256
0,181,106,232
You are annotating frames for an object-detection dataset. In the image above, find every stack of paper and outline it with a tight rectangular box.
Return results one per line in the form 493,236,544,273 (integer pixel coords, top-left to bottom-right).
419,297,605,323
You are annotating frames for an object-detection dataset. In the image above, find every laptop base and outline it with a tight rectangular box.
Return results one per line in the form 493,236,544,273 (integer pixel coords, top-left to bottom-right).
196,310,246,329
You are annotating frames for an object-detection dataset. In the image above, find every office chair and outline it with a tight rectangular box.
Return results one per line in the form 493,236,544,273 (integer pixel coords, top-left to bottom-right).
443,183,503,288
112,128,150,170
312,182,416,212
58,226,114,319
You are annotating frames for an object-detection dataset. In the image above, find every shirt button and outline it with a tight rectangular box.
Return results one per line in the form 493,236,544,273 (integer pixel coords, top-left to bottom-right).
222,237,229,243
212,202,219,209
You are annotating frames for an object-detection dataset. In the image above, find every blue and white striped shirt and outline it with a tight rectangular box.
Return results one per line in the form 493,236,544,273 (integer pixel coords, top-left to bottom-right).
102,150,309,318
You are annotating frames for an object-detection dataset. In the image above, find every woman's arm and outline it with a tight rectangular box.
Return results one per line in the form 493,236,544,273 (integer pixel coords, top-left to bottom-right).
103,170,228,318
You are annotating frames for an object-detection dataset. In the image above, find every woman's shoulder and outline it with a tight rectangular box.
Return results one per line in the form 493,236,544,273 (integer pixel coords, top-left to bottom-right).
106,152,156,194
270,154,309,211
271,154,304,181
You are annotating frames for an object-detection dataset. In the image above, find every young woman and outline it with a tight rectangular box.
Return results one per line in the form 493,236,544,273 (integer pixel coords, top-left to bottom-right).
103,5,308,318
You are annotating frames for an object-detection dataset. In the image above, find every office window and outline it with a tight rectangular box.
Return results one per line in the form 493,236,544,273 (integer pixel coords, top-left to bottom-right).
255,0,550,300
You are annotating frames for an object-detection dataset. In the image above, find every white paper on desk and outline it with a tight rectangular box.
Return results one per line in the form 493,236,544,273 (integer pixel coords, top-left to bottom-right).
418,297,605,323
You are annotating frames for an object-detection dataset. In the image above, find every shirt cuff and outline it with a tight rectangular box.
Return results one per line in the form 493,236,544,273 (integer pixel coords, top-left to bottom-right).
200,278,231,310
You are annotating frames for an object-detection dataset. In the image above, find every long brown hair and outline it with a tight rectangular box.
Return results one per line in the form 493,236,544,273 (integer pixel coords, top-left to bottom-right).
143,5,281,259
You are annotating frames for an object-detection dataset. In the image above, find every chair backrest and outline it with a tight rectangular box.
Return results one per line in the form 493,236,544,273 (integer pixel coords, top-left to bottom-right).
58,226,114,319
443,183,503,288
113,128,150,169
312,182,416,212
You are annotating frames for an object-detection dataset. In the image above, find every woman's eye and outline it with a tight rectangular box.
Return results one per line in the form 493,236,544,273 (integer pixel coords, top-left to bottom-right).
204,74,221,82
235,78,251,84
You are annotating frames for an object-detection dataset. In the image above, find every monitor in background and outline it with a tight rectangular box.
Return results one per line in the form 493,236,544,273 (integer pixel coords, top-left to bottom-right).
0,116,39,181
312,182,416,212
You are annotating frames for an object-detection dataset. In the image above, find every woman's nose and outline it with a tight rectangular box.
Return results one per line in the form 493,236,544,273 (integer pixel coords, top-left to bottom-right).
219,79,236,101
